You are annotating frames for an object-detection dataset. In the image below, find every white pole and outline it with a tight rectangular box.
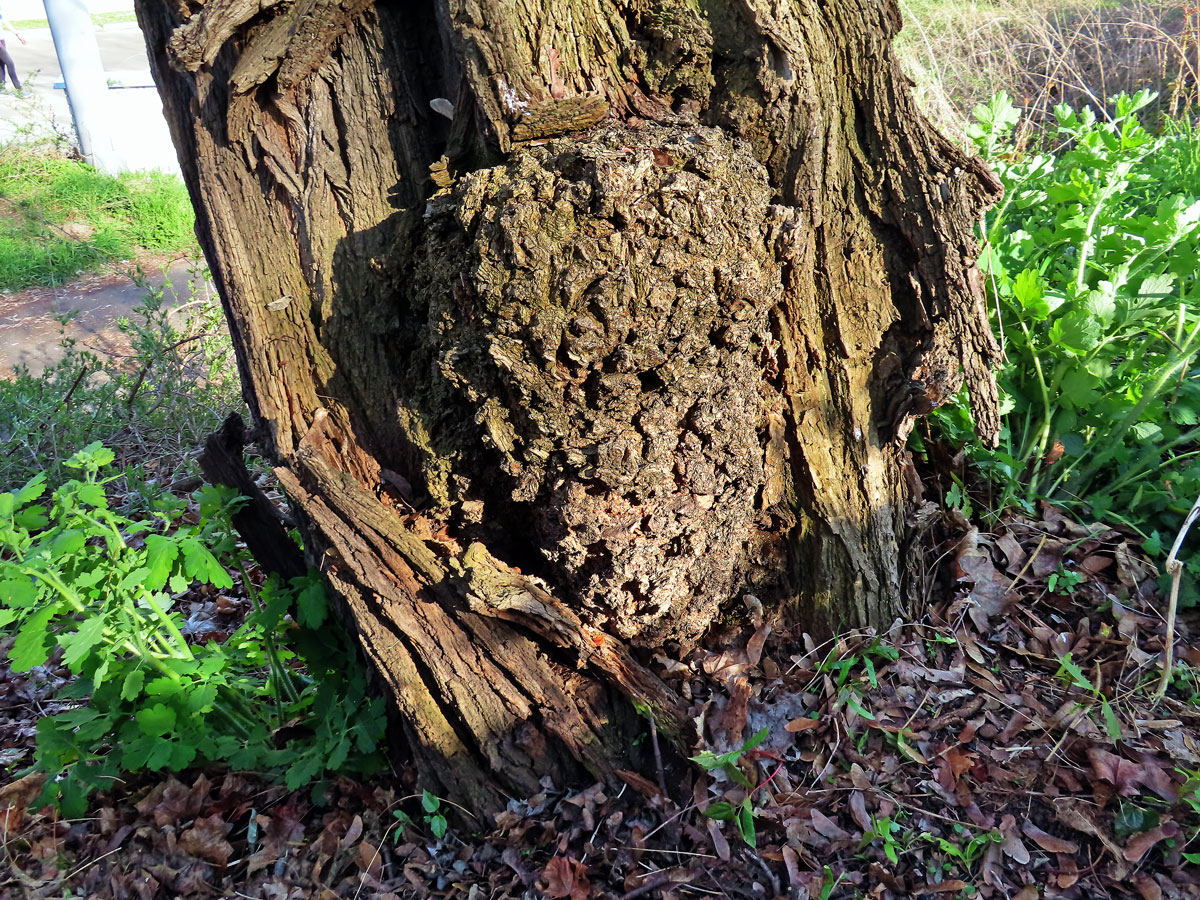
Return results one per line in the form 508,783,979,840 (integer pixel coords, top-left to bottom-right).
42,0,114,170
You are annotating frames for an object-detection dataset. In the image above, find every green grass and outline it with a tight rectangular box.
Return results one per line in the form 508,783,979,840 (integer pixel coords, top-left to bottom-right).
0,147,196,291
10,11,138,29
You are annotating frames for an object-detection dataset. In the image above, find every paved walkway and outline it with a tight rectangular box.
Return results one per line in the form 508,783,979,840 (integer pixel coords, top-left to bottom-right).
0,21,179,173
0,260,212,374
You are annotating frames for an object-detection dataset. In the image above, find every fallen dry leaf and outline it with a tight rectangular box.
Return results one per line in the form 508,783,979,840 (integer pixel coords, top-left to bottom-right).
1122,822,1180,863
785,716,822,732
1134,873,1164,900
179,814,234,867
541,855,590,900
1021,820,1078,854
0,772,45,834
809,809,852,841
615,770,660,799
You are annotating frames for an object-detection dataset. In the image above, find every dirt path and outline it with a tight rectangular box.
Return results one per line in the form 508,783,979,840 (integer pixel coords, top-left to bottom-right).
0,258,211,375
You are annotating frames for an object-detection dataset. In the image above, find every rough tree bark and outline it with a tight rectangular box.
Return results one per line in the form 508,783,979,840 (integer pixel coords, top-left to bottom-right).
134,0,1001,812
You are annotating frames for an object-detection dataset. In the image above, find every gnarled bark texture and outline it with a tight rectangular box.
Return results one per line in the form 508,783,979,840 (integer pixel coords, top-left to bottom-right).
134,0,1001,812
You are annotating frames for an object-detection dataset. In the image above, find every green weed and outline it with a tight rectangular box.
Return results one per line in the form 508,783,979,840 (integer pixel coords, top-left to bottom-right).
928,91,1200,569
392,790,450,842
0,265,241,500
0,445,386,815
693,727,770,847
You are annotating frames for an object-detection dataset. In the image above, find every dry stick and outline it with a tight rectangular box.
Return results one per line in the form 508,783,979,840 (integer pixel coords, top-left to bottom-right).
1153,490,1200,704
649,711,669,803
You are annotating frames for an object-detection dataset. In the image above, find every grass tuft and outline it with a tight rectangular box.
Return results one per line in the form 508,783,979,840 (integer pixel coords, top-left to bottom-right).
0,146,196,291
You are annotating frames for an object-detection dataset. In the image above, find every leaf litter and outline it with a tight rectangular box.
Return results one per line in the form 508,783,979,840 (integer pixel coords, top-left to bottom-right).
3,503,1200,898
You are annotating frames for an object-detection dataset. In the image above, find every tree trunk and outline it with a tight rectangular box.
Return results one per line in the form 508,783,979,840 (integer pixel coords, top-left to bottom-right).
134,0,1000,812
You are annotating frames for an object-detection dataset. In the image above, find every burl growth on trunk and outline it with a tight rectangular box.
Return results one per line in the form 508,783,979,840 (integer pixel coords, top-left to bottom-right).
403,123,793,650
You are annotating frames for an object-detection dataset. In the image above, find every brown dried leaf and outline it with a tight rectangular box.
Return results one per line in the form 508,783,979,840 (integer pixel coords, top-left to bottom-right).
707,818,731,862
136,775,210,827
0,772,45,834
809,809,852,841
955,530,1016,630
179,814,234,867
781,845,803,887
785,716,822,733
340,814,363,851
1087,749,1177,800
1056,854,1079,889
746,622,771,666
1054,798,1128,878
1134,873,1163,900
849,791,872,832
1021,820,1078,854
1123,822,1180,863
541,856,590,900
1012,887,1039,900
999,813,1030,865
915,880,968,893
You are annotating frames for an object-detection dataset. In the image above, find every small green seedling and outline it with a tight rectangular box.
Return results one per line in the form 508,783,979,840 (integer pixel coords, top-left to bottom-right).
393,790,449,842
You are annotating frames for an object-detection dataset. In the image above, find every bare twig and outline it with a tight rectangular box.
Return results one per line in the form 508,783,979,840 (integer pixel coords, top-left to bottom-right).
1153,490,1200,703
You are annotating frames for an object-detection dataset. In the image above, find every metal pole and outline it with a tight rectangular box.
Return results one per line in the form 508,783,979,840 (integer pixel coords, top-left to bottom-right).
42,0,113,169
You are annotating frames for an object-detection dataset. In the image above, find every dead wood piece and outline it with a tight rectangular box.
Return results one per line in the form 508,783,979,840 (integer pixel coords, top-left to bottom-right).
199,412,306,581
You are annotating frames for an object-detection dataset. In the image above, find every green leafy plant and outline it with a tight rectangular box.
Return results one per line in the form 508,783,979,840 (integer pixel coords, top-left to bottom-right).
392,790,450,842
0,444,386,814
929,90,1200,553
1053,653,1123,743
921,824,1004,873
1047,565,1085,594
0,264,241,500
693,727,770,847
862,815,909,865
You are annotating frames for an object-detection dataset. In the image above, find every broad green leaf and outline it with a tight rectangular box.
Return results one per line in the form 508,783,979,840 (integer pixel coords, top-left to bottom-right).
136,702,177,737
1139,273,1177,300
75,481,108,509
422,790,440,813
14,473,47,506
738,798,757,848
122,669,146,701
180,537,234,589
50,530,87,559
14,506,48,531
60,615,106,670
0,577,37,607
9,604,59,671
702,801,737,821
146,739,175,770
1013,269,1050,319
285,753,323,791
295,580,328,629
144,534,179,590
145,676,184,698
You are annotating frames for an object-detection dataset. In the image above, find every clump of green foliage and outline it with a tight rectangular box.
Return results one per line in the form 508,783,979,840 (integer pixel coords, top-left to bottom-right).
0,146,196,290
0,444,386,815
0,267,240,499
930,91,1200,554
